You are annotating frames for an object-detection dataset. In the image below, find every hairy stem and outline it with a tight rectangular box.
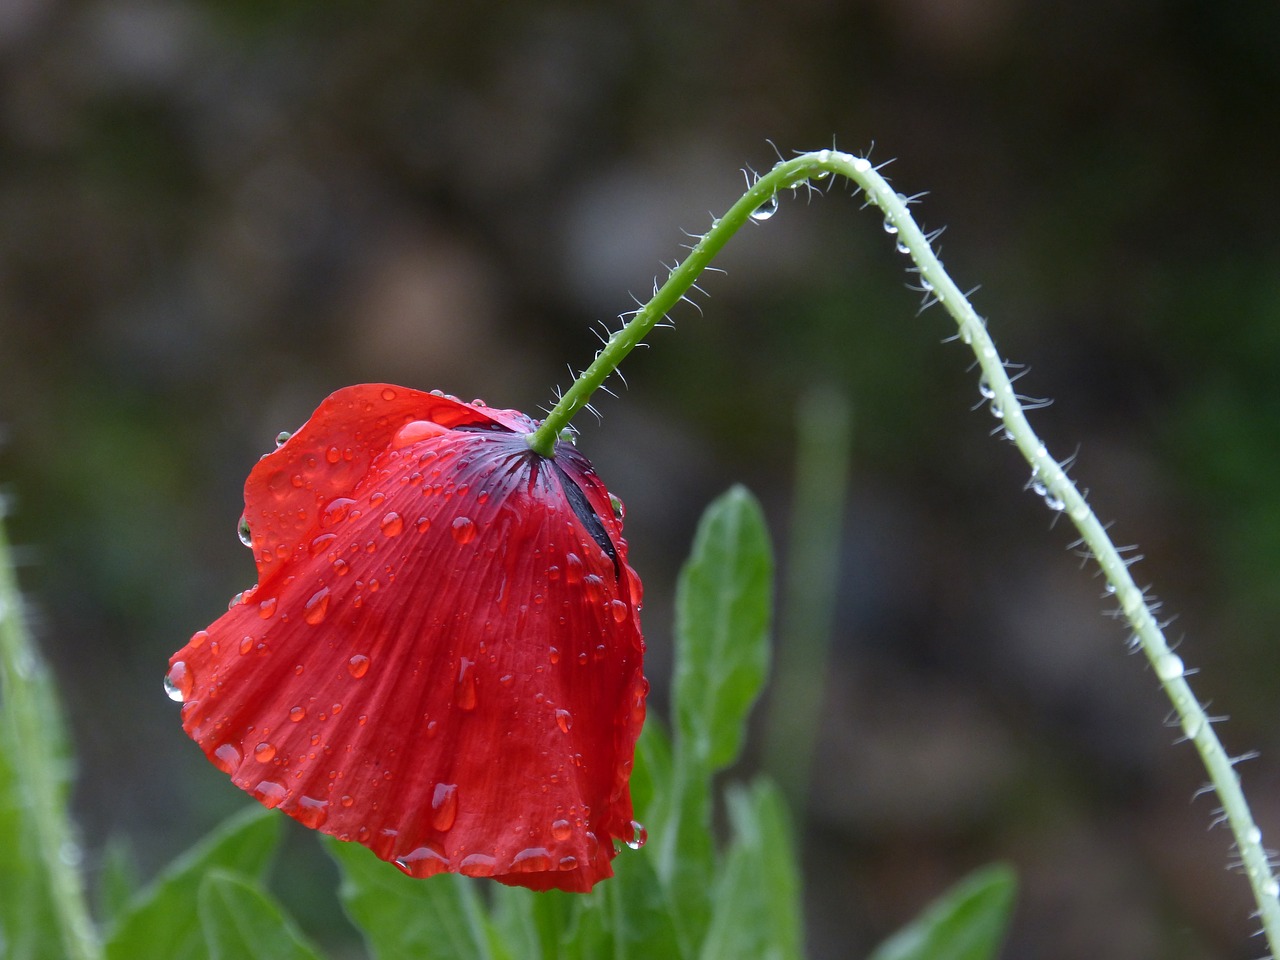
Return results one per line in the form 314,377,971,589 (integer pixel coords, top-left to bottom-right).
536,149,1280,953
0,509,101,960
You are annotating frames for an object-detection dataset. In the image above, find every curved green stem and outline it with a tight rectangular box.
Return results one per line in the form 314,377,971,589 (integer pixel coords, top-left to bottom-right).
535,148,1280,953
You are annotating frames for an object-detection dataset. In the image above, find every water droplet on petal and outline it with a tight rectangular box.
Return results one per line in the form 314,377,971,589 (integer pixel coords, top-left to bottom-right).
295,796,328,828
348,654,370,678
395,845,450,874
289,706,306,722
582,574,604,603
451,516,476,545
456,658,477,710
381,388,398,401
253,780,287,808
213,743,242,773
258,597,277,619
609,599,629,623
608,493,625,519
237,515,253,547
164,661,192,702
552,819,573,841
459,853,496,877
510,847,552,872
431,782,459,831
321,498,357,527
565,553,584,584
392,420,450,449
555,708,573,733
626,820,648,850
380,512,404,537
254,741,277,762
304,588,331,625
275,431,292,447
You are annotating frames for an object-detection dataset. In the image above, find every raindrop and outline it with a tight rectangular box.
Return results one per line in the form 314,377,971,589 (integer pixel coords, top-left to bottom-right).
1103,582,1118,595
978,377,995,400
254,741,277,762
289,706,306,722
626,820,648,850
275,431,292,447
295,796,328,829
348,654,370,678
1155,653,1185,681
895,238,911,255
393,419,450,449
989,401,1004,420
304,588,331,625
559,855,578,870
239,636,254,655
380,511,404,537
164,661,191,702
510,848,552,872
253,780,287,808
1267,879,1280,899
459,853,497,877
258,597,277,619
1043,492,1066,512
456,658,477,710
581,574,604,603
310,533,337,556
321,498,357,527
381,388,397,401
565,553,584,584
552,819,572,841
237,515,253,547
609,493,625,520
609,599,629,623
555,708,573,733
1249,826,1263,845
451,516,476,545
395,846,449,874
882,217,898,235
213,743,242,773
749,193,779,222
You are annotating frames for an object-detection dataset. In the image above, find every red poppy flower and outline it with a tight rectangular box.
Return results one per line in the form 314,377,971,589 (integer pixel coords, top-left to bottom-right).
167,384,647,892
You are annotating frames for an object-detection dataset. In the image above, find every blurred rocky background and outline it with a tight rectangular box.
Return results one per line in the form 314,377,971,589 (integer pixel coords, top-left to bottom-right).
2,1,1279,957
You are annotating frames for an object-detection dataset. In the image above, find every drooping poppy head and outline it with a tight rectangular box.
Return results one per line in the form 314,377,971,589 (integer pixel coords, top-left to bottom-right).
167,384,647,892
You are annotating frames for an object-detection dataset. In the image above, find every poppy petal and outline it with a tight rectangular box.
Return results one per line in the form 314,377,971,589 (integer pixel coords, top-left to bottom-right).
169,385,647,892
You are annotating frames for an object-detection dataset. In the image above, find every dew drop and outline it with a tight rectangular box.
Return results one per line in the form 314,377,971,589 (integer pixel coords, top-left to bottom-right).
456,658,477,710
348,654,370,678
749,193,778,222
237,515,253,547
978,377,995,400
381,387,397,401
626,820,648,850
459,853,496,877
253,741,276,762
304,587,331,625
1248,826,1263,845
164,661,192,702
275,430,292,447
258,597,277,619
310,533,337,556
559,855,578,870
1043,492,1066,512
392,419,450,449
289,706,306,722
609,493,625,520
431,782,459,831
451,516,476,545
609,599,629,623
253,780,287,808
510,847,552,872
555,708,573,733
895,238,911,254
321,498,357,527
882,217,898,235
549,646,560,664
565,553,584,584
295,796,328,828
380,511,404,537
552,819,572,841
325,446,342,464
581,574,604,603
1155,653,1185,681
239,635,254,655
212,744,242,774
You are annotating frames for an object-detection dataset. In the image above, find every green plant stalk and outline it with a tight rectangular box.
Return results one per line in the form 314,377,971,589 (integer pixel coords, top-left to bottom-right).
0,511,101,960
762,385,853,816
530,149,1280,953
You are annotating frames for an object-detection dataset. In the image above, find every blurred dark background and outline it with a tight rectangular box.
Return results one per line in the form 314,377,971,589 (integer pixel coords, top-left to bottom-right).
3,1,1280,957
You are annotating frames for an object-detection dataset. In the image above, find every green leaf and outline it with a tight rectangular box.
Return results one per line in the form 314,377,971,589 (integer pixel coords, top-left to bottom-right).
104,805,281,960
325,837,510,960
698,781,803,960
653,486,774,953
673,485,774,773
866,864,1017,960
198,870,324,960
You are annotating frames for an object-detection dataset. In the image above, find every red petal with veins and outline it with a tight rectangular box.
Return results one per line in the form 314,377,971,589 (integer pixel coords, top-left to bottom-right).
168,384,647,892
